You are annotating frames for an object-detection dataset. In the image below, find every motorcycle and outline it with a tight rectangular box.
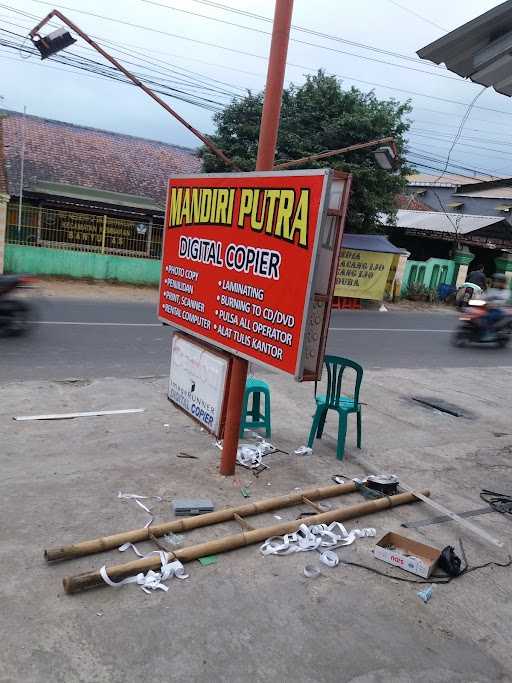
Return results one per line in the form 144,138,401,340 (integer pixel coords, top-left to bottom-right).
454,282,483,308
451,299,512,348
0,274,36,337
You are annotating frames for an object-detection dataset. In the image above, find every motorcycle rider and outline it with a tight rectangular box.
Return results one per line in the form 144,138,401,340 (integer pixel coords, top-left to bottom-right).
467,265,487,290
480,273,510,339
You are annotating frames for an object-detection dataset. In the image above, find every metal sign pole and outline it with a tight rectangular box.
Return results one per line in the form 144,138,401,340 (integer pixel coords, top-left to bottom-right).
219,0,294,476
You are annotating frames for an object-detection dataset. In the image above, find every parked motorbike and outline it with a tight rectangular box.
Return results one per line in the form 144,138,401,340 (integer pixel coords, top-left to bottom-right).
451,299,512,348
0,275,36,336
454,282,482,308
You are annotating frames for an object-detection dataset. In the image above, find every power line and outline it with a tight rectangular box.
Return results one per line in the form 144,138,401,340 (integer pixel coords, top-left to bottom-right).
0,8,245,99
188,0,450,68
0,30,227,112
385,0,448,31
21,1,512,120
143,0,458,76
26,0,483,87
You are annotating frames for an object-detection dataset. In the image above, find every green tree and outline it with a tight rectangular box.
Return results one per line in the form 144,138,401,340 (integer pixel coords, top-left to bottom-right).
200,71,412,233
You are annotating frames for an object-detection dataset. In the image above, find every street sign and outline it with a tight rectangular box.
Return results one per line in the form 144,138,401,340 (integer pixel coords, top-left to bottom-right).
168,333,230,436
159,169,351,380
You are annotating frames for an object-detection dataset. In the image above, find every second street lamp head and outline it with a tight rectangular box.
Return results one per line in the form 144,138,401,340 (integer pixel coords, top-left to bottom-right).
373,145,397,171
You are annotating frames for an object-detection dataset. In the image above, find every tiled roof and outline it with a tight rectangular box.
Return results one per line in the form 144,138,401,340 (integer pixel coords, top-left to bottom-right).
394,193,432,211
0,109,202,206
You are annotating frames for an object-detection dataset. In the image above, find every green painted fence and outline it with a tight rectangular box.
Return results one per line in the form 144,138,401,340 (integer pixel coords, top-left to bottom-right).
4,244,161,285
401,258,455,294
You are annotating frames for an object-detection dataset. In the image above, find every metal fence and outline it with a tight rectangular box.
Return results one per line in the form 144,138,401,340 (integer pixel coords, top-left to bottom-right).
6,204,164,260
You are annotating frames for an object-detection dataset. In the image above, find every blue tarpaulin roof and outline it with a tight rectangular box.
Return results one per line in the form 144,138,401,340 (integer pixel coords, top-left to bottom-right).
341,233,403,254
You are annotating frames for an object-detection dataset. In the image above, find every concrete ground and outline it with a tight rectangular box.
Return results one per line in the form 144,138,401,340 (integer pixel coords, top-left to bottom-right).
1,357,512,681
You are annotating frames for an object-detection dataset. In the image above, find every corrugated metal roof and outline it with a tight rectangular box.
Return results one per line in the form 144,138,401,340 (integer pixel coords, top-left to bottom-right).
406,173,493,187
417,1,512,96
341,233,403,253
381,210,504,234
456,187,512,199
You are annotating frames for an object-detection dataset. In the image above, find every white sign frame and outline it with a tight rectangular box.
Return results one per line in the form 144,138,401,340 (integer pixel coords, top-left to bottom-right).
168,333,229,436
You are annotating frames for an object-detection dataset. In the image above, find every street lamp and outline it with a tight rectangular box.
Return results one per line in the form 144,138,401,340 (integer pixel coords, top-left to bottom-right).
373,145,398,171
32,27,76,59
273,136,398,170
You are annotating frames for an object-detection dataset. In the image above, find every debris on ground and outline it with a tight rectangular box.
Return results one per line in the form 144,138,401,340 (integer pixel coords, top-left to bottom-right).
260,522,376,556
294,446,312,456
198,555,218,566
173,499,215,516
13,408,145,421
417,585,433,603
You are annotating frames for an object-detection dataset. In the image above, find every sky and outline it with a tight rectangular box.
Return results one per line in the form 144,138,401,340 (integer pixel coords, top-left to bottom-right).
0,0,511,180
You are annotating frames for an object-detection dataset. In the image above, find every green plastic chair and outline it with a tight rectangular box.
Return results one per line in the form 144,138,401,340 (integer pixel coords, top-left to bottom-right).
240,377,271,438
307,355,363,460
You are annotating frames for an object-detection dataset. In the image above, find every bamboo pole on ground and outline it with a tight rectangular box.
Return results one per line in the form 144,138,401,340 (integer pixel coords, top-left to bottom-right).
45,482,360,562
63,489,429,594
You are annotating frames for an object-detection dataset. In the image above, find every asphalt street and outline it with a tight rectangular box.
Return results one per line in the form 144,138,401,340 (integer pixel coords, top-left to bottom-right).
0,297,511,381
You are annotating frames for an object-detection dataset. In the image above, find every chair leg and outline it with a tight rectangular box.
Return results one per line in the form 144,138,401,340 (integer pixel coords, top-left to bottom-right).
265,392,271,438
336,412,348,461
317,408,328,439
251,392,261,420
356,408,362,449
308,408,322,448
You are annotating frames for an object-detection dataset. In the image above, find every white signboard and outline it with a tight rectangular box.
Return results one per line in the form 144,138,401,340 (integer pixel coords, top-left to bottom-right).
168,333,229,435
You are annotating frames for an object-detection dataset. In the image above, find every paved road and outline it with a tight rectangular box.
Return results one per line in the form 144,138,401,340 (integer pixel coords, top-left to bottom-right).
0,297,510,381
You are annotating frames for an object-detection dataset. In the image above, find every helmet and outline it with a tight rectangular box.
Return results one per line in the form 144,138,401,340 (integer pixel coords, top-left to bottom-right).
493,273,507,284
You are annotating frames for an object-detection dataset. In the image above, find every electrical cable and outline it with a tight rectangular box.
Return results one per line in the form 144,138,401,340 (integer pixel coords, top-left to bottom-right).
432,86,488,183
141,0,465,82
340,548,512,585
0,28,231,111
0,29,224,111
8,3,512,120
480,490,512,516
187,0,450,67
384,0,448,31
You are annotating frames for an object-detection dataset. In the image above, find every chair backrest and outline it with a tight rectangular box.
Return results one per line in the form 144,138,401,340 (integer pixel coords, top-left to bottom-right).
320,355,364,406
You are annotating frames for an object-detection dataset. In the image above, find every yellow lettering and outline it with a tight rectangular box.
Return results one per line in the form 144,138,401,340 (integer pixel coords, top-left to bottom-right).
180,189,191,224
200,189,212,222
215,189,229,224
264,190,281,233
238,189,254,227
169,187,182,227
191,189,201,223
250,189,264,231
227,189,235,223
274,189,295,238
289,189,309,247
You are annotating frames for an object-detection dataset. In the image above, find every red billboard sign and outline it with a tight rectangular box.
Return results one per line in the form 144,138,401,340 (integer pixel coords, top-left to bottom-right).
159,170,350,378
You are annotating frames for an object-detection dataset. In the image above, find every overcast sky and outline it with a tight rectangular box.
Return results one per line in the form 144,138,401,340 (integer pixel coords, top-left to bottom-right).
1,0,511,179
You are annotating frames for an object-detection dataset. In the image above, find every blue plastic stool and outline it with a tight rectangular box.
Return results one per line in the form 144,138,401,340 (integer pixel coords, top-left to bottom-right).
240,377,271,438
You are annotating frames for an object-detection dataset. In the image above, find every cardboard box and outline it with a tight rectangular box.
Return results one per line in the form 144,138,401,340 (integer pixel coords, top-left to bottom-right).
373,532,441,578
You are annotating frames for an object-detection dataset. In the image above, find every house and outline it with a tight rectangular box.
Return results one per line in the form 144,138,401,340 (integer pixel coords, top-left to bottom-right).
0,109,201,280
381,208,512,292
405,173,512,220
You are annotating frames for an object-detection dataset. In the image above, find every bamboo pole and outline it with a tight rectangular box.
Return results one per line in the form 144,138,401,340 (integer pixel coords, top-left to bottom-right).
45,482,359,562
63,489,429,594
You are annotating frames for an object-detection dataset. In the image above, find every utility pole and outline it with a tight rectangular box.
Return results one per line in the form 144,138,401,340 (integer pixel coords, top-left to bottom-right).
219,0,294,476
17,105,27,240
